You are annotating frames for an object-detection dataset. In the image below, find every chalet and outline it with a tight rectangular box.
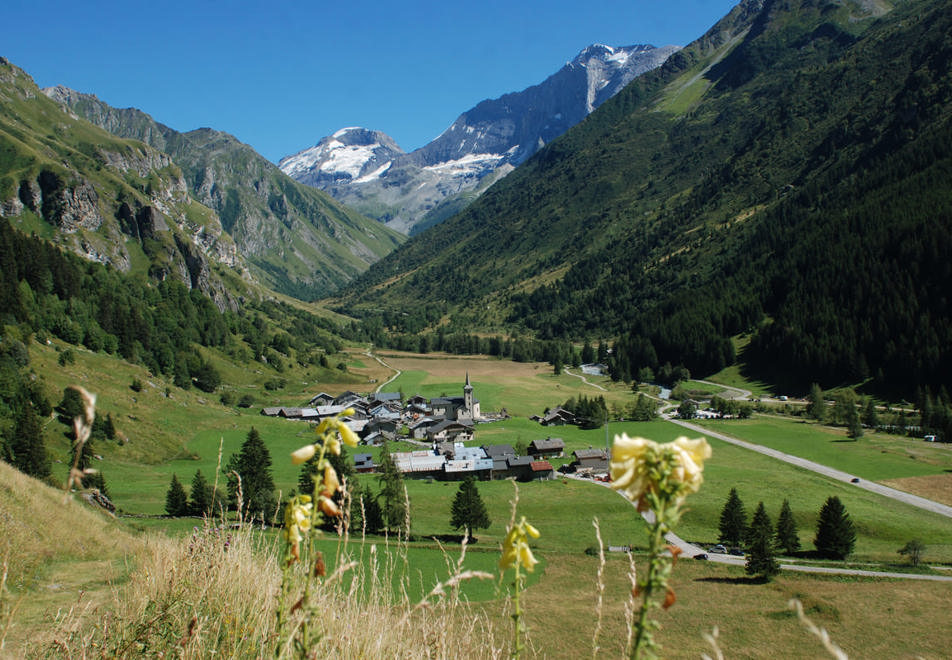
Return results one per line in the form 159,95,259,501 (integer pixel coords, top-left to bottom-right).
334,391,366,408
278,407,320,420
363,417,399,440
362,431,385,447
528,437,565,459
261,406,283,417
483,444,516,460
444,455,493,480
409,417,439,440
353,453,376,473
504,455,538,481
537,407,577,426
569,448,609,473
307,392,335,407
428,419,475,444
368,392,402,408
406,394,428,407
530,460,555,481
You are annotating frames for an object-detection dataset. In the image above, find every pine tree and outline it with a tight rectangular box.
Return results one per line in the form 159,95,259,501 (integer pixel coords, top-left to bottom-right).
377,442,408,534
718,488,748,546
745,502,780,580
8,404,51,480
862,398,880,429
165,474,189,516
190,469,212,517
814,496,856,559
450,476,491,540
775,499,801,555
227,427,276,519
807,383,826,422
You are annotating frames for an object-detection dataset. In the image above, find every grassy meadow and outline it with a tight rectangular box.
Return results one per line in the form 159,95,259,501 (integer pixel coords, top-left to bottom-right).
6,343,952,658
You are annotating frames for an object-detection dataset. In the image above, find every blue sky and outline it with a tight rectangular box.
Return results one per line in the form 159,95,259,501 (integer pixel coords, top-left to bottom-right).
5,0,738,163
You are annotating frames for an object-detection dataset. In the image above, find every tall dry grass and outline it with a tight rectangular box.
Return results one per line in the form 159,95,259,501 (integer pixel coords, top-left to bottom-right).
30,518,504,659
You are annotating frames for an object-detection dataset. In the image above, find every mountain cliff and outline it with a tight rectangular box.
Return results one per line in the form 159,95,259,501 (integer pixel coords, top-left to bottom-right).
333,0,952,393
0,58,244,309
42,87,404,300
280,43,680,234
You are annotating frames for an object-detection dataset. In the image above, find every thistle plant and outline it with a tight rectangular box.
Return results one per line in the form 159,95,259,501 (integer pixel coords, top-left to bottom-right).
609,433,711,660
277,409,358,657
499,515,540,659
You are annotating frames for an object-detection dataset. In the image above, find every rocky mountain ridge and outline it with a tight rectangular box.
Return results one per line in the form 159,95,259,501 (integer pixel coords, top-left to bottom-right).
280,43,680,234
42,86,404,300
0,58,242,309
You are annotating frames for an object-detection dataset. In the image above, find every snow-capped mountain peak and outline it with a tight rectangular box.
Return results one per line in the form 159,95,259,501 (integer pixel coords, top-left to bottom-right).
280,42,680,234
278,127,404,184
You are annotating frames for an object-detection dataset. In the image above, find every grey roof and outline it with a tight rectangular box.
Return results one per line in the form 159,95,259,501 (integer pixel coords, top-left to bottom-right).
574,449,608,460
483,444,515,458
507,456,536,468
372,392,402,402
530,438,565,450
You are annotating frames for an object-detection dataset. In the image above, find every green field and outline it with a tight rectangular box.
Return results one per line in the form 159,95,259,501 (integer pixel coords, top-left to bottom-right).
693,415,952,481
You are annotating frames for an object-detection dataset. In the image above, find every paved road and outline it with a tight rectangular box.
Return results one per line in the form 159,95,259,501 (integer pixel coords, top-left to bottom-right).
668,418,952,520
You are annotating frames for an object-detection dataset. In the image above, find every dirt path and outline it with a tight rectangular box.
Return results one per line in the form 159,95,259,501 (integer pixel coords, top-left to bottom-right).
366,351,401,393
563,367,607,391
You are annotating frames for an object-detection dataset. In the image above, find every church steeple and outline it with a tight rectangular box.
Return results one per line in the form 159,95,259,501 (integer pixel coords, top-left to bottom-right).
463,372,474,416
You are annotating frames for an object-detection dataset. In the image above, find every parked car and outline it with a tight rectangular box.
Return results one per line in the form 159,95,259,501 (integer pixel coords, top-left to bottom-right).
729,548,745,556
693,553,709,560
708,544,727,554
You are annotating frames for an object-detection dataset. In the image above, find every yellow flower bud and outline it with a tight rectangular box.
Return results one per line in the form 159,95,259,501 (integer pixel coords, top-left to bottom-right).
290,444,317,465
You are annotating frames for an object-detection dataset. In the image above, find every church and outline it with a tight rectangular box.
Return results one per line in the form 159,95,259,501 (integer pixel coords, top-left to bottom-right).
429,373,480,422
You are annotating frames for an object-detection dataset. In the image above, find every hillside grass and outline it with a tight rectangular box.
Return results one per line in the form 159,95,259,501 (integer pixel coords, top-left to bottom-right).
692,415,952,480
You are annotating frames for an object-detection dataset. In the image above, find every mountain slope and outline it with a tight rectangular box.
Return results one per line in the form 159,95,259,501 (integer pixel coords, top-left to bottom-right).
280,44,680,234
0,58,245,308
333,0,952,393
43,87,404,299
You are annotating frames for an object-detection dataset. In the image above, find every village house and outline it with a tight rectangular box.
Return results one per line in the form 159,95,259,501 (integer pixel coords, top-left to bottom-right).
528,437,565,459
427,419,475,444
531,407,577,426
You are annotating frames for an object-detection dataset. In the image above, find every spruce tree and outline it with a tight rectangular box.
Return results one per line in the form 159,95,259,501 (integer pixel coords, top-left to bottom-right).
450,476,491,540
807,383,826,422
814,496,856,559
8,404,51,480
189,469,212,517
227,427,276,519
718,488,748,546
377,442,408,533
745,502,780,580
165,474,189,516
775,499,801,555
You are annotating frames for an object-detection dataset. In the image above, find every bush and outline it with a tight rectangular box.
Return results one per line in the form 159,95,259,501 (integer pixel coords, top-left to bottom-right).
130,378,143,393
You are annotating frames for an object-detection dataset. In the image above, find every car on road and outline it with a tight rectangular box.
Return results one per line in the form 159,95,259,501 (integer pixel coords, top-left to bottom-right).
708,544,727,554
851,477,860,483
729,548,745,556
693,553,709,560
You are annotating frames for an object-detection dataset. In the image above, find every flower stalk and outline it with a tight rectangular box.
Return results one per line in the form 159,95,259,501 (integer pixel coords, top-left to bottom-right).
608,434,710,660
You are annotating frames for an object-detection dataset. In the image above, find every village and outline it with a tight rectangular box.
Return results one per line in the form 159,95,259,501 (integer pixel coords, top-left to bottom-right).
260,374,612,482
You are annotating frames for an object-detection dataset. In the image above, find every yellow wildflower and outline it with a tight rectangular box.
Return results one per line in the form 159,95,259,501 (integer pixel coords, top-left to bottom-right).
500,516,541,572
290,443,317,465
284,495,313,561
610,433,711,511
338,422,359,448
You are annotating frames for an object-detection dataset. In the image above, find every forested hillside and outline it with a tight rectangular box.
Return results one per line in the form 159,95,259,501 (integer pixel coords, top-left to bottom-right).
334,0,952,394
